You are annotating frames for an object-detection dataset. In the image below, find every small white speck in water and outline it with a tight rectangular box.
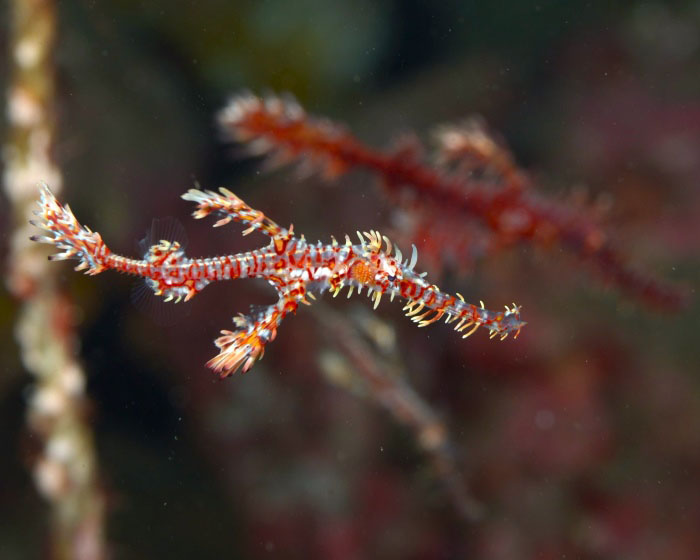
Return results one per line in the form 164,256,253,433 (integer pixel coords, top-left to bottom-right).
535,409,556,430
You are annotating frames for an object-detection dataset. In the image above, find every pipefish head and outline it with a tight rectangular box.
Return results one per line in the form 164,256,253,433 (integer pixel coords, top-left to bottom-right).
491,304,526,340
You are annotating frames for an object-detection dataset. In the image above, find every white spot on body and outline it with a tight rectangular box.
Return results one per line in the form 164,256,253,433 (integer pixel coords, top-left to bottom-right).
16,38,42,67
8,87,43,125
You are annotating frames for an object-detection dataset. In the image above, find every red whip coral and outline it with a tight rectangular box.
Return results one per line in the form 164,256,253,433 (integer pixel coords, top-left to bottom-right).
218,92,687,311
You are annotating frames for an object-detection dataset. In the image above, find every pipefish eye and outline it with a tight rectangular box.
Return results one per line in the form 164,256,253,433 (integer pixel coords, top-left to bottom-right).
387,274,396,282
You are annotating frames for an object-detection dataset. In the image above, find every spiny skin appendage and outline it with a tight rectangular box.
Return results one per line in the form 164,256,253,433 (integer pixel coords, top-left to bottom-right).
206,303,290,376
32,184,525,377
30,183,110,275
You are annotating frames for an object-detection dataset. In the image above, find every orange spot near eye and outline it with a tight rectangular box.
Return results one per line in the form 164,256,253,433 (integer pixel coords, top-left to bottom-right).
350,262,373,285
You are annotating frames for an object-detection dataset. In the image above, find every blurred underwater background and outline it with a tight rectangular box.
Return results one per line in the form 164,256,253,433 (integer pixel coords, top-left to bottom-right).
1,1,700,558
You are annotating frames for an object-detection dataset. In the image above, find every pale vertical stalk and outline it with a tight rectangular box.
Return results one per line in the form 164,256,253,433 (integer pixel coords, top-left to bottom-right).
4,0,105,558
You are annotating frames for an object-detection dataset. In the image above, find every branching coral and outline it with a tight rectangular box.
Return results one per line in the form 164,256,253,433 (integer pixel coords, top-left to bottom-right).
218,92,687,311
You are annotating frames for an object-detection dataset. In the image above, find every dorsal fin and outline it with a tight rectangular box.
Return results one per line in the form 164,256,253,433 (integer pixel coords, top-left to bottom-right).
137,216,188,257
131,217,191,326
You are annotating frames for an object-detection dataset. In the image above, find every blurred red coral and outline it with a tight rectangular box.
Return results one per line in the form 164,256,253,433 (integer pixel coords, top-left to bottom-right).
218,92,688,311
